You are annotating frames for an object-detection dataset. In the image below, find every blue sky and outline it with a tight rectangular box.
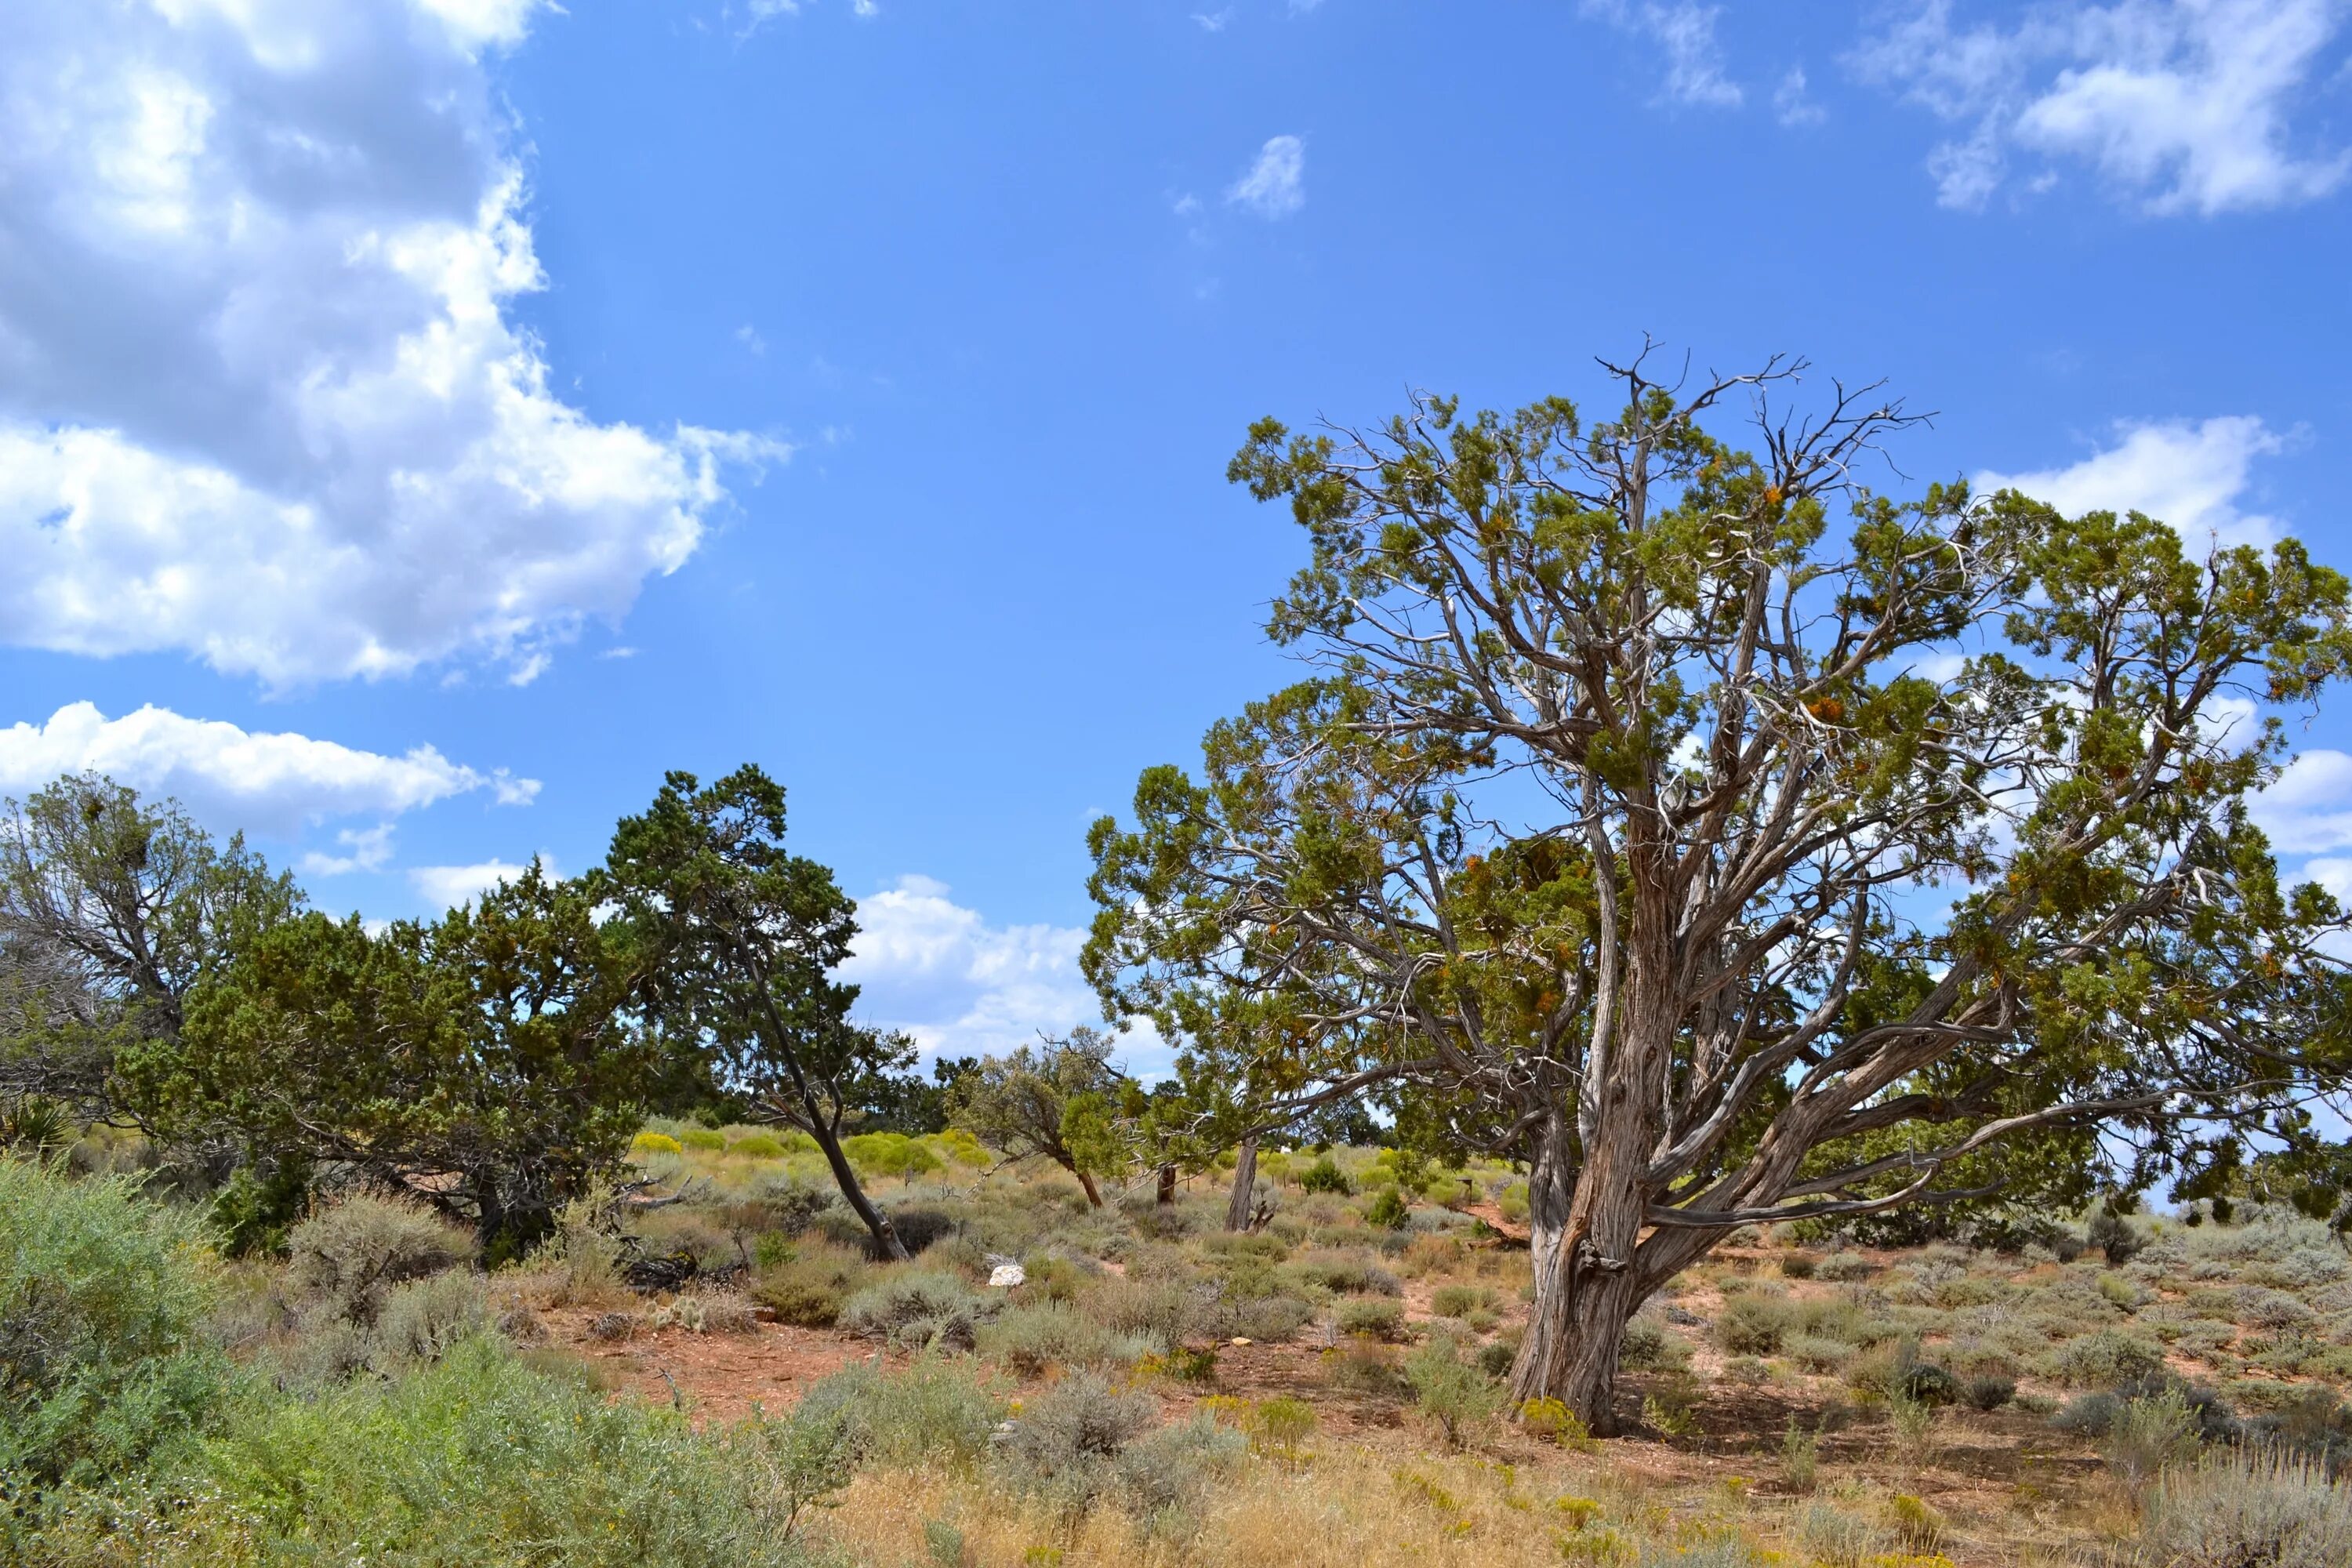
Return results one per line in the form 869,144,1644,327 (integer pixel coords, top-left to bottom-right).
4,0,2351,1072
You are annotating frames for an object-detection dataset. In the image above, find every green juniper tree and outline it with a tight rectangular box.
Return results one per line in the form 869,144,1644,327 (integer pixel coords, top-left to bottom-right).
0,774,299,1131
1086,351,2352,1428
602,766,913,1260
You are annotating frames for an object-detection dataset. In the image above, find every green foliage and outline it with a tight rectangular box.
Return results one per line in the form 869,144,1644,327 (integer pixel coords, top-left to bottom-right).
730,1132,791,1159
0,774,299,1127
1364,1187,1410,1229
1299,1156,1352,1195
793,1357,1006,1468
135,862,659,1248
977,1301,1152,1376
840,1270,993,1350
2106,1386,2203,1488
1402,1333,1504,1446
0,1157,227,1501
997,1371,1245,1523
1336,1297,1407,1340
842,1131,942,1180
169,1338,836,1566
949,1029,1131,1203
601,765,912,1259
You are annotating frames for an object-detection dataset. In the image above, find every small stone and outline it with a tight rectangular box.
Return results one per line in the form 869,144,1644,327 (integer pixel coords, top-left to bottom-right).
988,1263,1026,1288
1229,1337,1253,1347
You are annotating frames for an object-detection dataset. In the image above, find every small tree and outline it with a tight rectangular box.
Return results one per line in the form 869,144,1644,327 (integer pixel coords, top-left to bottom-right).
951,1028,1131,1205
131,861,657,1247
1087,353,2352,1428
602,767,912,1259
0,774,297,1127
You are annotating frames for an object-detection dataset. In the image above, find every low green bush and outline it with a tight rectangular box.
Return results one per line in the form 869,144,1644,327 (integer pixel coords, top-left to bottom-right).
0,1157,229,1500
1298,1157,1353,1196
157,1338,837,1566
1403,1334,1504,1446
793,1356,1006,1468
680,1128,728,1152
840,1271,993,1350
977,1302,1152,1376
1335,1298,1407,1341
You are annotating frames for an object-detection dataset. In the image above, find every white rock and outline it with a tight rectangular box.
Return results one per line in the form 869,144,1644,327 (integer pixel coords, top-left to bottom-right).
988,1263,1026,1288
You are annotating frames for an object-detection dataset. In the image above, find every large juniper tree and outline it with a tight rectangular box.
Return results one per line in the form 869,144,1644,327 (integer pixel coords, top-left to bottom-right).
1084,354,2352,1428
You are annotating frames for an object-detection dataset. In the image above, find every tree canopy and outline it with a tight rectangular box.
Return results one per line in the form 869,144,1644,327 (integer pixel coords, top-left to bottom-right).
1085,353,2352,1425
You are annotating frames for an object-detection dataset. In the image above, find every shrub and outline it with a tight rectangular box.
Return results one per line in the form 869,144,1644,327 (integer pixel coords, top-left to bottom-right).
729,1133,789,1160
1618,1311,1690,1372
1247,1395,1317,1456
841,1271,992,1350
1323,1337,1408,1395
1403,1334,1504,1446
0,1158,228,1496
371,1271,492,1366
1519,1397,1598,1450
1896,1362,1962,1407
752,1244,869,1329
286,1192,474,1327
1365,1188,1411,1229
631,1131,684,1156
680,1128,728,1152
794,1357,1004,1468
1335,1297,1407,1341
1962,1370,2018,1411
1798,1501,1889,1568
1430,1283,1494,1318
1290,1254,1402,1297
1786,1333,1855,1373
541,1181,628,1308
840,1133,942,1181
977,1302,1152,1376
2045,1328,2166,1388
1298,1157,1353,1196
2089,1209,2145,1266
2107,1385,2203,1488
1779,1251,1819,1279
2140,1451,2352,1567
1781,1417,1819,1491
1715,1291,1791,1355
997,1370,1153,1506
1090,1277,1209,1348
1816,1251,1875,1282
158,1338,838,1566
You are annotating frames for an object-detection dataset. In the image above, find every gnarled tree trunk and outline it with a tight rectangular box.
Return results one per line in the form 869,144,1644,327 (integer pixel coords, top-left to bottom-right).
1225,1134,1260,1231
1156,1162,1178,1205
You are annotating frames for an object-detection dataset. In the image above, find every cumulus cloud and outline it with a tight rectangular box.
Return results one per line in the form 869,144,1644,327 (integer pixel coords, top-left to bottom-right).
1853,0,2350,214
303,822,397,877
0,1,786,688
410,855,548,910
1775,66,1827,125
0,702,535,838
2252,751,2352,855
841,875,1167,1074
1227,136,1306,218
1581,2,1744,107
1977,416,2287,547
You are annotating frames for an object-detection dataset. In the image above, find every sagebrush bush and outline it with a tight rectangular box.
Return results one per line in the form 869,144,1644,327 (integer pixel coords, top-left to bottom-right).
1298,1157,1353,1196
147,1338,834,1566
2043,1327,2166,1387
2106,1386,2203,1487
1335,1297,1407,1341
372,1270,492,1366
2140,1451,2352,1567
1715,1290,1791,1354
1617,1311,1690,1372
842,1270,993,1350
286,1192,474,1327
0,1157,228,1498
793,1357,1006,1468
978,1301,1152,1376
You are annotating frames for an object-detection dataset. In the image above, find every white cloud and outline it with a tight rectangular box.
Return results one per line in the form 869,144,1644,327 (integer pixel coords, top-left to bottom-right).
1227,135,1306,218
1192,8,1234,30
1976,416,2286,547
303,822,397,877
2254,751,2352,854
1775,66,1827,125
0,1,786,688
1582,2,1744,107
0,702,535,838
840,874,1167,1073
409,855,550,909
1853,0,2350,214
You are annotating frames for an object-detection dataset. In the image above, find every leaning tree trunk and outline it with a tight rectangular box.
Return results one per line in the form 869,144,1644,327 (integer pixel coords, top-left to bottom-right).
1073,1166,1105,1207
1224,1134,1260,1232
1156,1163,1178,1205
803,1114,909,1260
